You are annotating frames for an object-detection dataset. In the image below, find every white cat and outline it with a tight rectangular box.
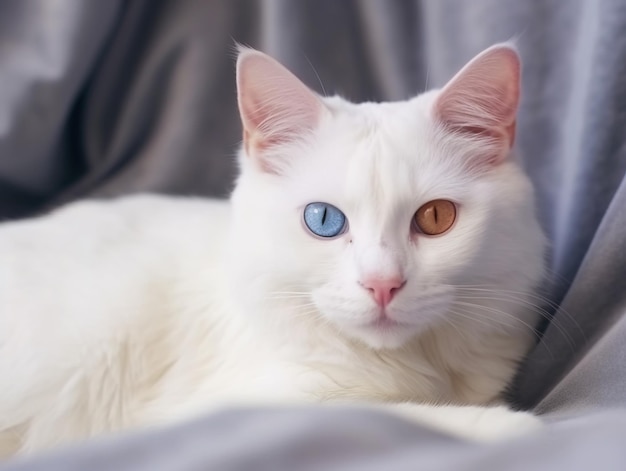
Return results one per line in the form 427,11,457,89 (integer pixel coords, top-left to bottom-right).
0,43,546,458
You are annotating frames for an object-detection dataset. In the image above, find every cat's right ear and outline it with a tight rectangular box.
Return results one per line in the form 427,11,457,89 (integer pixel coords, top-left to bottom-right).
236,48,324,173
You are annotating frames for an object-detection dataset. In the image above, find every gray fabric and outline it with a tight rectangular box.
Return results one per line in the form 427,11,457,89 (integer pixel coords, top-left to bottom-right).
1,0,626,469
2,408,626,471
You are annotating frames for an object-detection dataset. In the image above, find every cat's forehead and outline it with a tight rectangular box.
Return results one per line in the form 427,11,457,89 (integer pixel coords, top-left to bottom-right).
287,93,467,207
321,93,441,167
323,94,436,142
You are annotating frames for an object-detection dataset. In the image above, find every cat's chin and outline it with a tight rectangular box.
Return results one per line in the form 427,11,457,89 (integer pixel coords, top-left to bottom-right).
345,321,421,350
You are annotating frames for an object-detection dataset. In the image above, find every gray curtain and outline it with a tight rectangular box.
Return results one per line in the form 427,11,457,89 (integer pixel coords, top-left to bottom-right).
1,0,626,469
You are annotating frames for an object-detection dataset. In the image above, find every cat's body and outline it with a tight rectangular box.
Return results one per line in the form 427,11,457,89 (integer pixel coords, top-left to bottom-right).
0,44,546,457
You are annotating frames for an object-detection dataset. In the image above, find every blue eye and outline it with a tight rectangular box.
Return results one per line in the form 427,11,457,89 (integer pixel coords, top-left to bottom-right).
303,203,347,238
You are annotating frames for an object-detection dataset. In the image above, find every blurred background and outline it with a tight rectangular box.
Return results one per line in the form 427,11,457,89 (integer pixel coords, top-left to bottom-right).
0,1,583,222
1,0,626,410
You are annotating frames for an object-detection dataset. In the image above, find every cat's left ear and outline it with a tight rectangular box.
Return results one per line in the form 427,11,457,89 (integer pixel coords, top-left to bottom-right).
236,48,325,173
434,44,520,166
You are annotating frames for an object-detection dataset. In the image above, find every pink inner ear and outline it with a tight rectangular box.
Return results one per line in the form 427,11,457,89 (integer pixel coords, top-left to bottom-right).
435,45,521,153
236,49,323,171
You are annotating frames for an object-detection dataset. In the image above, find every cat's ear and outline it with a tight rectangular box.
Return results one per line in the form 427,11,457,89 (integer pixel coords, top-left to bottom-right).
434,44,520,166
236,47,324,173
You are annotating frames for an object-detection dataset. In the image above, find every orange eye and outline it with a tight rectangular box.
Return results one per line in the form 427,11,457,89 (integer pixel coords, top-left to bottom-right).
414,200,456,235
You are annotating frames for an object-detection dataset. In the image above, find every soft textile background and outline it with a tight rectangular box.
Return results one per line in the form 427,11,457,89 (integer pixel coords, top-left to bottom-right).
1,0,626,469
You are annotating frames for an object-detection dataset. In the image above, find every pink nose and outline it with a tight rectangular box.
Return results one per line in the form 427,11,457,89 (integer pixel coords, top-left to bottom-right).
359,276,406,307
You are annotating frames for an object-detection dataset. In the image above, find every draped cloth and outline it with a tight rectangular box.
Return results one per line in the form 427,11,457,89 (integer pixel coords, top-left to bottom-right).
1,1,625,469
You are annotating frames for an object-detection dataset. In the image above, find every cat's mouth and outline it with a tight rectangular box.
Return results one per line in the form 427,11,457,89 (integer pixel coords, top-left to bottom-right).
347,312,418,349
358,310,413,334
341,306,414,331
370,315,405,329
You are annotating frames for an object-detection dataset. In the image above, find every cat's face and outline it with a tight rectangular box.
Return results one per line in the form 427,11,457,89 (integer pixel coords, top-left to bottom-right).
229,45,546,350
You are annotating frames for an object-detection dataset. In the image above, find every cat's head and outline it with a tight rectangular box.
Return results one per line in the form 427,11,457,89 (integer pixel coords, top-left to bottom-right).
228,44,546,350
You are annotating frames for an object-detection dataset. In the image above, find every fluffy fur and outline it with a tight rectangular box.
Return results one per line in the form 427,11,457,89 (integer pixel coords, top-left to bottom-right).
0,44,546,458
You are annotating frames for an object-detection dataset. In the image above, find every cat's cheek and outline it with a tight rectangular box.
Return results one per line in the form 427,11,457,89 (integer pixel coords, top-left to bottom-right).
310,287,378,325
390,289,456,327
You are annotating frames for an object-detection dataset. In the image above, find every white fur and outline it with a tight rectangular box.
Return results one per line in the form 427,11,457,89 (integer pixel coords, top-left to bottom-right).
0,45,546,457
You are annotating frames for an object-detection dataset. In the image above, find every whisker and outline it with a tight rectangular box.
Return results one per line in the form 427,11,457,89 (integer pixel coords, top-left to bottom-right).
452,300,568,354
453,291,580,346
439,316,464,337
447,307,505,332
450,285,584,340
447,306,553,359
